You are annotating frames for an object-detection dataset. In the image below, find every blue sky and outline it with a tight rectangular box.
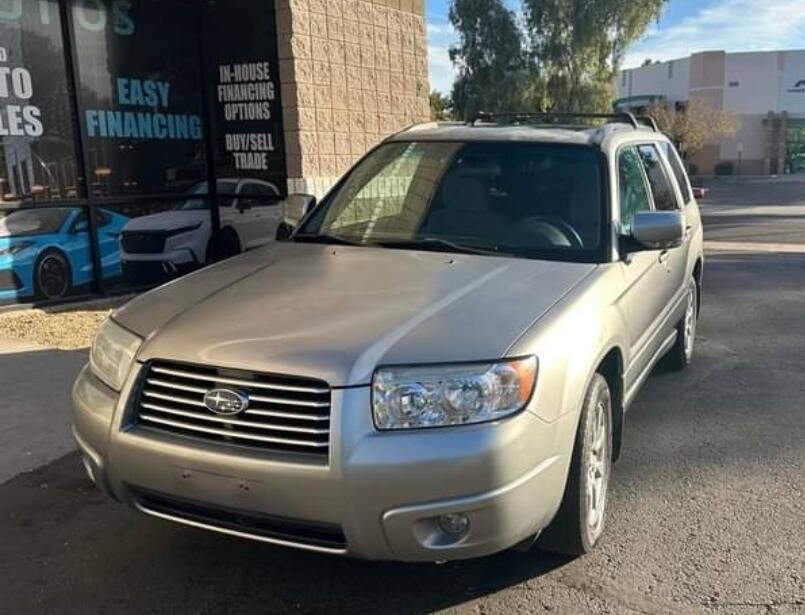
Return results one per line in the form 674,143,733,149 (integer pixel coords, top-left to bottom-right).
427,0,805,93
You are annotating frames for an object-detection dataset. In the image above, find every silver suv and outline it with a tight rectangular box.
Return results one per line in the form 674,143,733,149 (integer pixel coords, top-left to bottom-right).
72,113,703,561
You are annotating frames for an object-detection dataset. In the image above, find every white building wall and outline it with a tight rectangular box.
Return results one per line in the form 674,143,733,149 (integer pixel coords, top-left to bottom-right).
616,58,690,104
778,50,805,113
723,52,780,114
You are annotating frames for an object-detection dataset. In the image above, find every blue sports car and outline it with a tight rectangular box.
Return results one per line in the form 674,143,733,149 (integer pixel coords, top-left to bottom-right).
0,207,129,303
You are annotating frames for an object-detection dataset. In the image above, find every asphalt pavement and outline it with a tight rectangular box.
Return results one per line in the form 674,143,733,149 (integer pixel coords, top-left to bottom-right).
1,179,804,614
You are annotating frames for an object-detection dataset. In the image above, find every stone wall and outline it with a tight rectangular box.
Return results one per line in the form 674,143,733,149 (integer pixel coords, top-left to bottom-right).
275,0,430,198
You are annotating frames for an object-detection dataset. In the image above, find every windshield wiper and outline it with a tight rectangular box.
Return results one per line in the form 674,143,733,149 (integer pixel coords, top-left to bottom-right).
377,237,507,257
292,232,362,246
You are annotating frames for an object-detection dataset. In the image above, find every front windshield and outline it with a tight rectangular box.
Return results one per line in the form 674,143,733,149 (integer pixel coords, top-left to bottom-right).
298,141,604,261
0,208,72,237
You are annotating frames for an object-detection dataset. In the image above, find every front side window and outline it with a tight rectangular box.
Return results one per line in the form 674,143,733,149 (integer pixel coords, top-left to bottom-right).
637,144,679,211
299,141,605,262
618,146,652,233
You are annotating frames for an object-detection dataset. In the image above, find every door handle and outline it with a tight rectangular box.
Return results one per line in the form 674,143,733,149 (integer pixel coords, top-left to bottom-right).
658,250,669,265
684,225,692,240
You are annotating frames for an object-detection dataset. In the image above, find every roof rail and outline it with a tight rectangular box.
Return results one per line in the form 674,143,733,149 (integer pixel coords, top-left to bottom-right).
467,111,641,129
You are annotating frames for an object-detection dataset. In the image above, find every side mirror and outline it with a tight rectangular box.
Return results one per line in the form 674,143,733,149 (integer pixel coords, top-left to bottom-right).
237,199,253,213
628,211,684,251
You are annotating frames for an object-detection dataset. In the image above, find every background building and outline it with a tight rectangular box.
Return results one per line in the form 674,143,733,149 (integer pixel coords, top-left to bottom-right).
614,50,805,175
0,0,429,306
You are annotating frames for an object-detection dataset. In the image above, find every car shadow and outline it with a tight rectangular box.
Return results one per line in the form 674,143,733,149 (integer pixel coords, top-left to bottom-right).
1,451,575,614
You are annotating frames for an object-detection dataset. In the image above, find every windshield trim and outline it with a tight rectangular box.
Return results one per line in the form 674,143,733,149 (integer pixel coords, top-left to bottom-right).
295,139,612,265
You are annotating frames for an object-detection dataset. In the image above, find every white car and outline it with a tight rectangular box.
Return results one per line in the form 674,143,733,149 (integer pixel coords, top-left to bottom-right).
120,179,282,282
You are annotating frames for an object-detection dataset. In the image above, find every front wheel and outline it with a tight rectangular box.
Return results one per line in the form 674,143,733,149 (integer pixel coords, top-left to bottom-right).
34,250,72,301
537,373,612,556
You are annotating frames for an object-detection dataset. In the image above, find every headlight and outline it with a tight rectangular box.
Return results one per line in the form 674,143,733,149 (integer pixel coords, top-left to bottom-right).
165,222,202,237
0,241,33,257
372,356,537,430
89,318,142,391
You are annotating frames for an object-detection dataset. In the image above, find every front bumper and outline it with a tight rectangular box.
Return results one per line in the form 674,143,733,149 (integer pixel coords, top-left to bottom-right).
0,260,33,301
72,362,575,561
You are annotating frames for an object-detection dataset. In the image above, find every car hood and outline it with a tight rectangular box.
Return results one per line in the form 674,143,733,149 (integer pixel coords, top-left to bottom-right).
119,242,595,386
121,210,208,232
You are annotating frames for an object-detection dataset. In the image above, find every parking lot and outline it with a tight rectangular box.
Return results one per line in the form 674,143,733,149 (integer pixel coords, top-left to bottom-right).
1,178,804,614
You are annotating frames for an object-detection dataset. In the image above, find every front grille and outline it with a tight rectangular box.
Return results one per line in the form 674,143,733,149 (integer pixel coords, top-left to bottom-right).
133,361,331,457
121,231,167,254
133,488,347,552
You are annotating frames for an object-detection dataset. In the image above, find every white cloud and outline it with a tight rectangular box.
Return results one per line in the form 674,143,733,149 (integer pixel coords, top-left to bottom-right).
624,0,805,68
426,18,459,94
428,45,457,94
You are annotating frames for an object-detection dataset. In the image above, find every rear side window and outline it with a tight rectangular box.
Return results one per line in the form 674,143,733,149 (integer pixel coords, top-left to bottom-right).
661,142,692,204
637,144,679,211
618,146,652,233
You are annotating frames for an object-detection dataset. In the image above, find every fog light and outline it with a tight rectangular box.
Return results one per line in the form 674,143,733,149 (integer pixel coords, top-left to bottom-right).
438,513,470,536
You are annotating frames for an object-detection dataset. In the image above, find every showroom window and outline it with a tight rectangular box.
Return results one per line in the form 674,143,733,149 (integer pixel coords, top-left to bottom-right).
0,0,79,204
70,0,207,197
0,0,285,305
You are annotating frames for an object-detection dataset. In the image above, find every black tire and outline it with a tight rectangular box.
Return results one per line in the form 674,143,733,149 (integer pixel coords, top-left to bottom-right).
207,228,241,264
34,250,72,301
538,373,612,556
663,277,698,371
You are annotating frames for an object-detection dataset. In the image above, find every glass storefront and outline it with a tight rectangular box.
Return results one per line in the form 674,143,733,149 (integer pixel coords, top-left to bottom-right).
0,0,285,304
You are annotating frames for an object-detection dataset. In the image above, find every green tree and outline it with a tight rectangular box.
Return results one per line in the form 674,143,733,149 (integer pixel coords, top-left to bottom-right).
429,90,453,120
448,0,527,120
522,0,668,112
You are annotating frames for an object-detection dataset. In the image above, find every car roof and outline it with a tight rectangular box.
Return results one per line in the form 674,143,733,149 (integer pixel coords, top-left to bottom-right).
386,121,662,147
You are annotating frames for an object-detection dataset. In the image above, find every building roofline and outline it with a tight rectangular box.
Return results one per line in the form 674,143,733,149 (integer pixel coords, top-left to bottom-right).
620,48,805,72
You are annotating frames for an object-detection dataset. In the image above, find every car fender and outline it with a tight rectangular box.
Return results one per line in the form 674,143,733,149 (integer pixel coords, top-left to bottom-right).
508,265,628,429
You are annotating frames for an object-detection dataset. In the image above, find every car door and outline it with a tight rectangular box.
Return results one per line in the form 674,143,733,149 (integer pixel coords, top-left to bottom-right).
616,145,677,389
636,143,689,308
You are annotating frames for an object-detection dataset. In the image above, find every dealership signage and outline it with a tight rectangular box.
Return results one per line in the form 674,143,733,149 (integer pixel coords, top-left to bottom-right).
0,0,134,36
0,52,42,137
209,0,286,192
85,77,203,141
217,61,277,171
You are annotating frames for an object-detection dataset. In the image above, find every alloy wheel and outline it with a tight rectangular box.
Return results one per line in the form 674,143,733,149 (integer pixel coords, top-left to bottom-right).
684,285,697,361
586,398,609,539
37,254,70,300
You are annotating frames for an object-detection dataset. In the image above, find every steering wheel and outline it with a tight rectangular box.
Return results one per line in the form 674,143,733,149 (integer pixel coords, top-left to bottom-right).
520,216,584,249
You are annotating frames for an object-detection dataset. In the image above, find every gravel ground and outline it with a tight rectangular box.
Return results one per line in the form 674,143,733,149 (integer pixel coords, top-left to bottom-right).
0,296,132,350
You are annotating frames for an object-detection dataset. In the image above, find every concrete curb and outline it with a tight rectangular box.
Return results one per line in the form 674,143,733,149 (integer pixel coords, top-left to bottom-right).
0,337,53,355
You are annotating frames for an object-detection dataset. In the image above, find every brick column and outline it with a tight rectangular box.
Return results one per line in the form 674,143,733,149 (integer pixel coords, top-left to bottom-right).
275,0,430,198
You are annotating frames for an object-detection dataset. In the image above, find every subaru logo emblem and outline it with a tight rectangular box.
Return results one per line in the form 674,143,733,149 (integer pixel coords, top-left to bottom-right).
204,388,249,416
